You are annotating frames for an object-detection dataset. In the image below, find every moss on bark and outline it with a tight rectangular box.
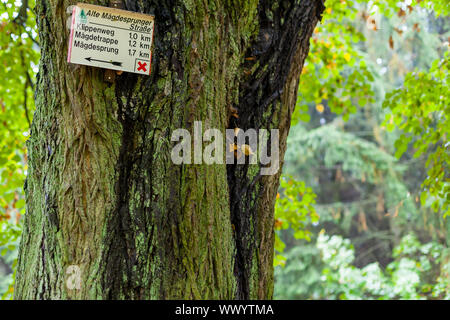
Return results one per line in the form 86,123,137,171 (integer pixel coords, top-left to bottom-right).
14,0,324,299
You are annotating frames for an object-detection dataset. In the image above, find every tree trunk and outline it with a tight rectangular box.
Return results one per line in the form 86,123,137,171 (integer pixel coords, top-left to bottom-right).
14,0,324,299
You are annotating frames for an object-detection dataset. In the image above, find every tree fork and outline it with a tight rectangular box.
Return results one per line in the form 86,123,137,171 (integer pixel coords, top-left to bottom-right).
15,0,324,299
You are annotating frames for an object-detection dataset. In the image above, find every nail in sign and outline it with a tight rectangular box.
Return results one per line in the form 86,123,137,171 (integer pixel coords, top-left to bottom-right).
67,3,154,75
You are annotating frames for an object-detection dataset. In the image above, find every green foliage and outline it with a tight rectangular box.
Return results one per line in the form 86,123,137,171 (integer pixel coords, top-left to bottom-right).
0,0,38,299
274,175,318,266
370,0,449,18
383,54,449,216
294,0,449,215
275,232,449,300
0,220,20,299
285,123,399,183
275,0,449,301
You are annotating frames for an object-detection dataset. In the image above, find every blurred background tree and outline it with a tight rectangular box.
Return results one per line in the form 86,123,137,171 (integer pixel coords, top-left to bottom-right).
274,0,449,299
0,0,448,299
0,0,38,299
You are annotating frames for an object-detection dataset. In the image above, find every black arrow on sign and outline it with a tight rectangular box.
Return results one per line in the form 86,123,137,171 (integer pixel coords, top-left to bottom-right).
85,57,122,67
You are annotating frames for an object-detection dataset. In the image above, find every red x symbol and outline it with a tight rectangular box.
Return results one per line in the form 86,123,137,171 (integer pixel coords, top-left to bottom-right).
137,61,147,72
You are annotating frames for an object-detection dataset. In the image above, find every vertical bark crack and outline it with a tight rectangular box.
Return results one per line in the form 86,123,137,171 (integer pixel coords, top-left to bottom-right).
227,0,324,299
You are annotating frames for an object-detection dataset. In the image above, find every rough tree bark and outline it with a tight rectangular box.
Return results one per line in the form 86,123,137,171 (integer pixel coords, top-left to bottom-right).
14,0,324,299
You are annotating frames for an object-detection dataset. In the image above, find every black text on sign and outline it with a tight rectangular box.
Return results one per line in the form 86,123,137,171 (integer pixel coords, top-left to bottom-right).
67,3,155,76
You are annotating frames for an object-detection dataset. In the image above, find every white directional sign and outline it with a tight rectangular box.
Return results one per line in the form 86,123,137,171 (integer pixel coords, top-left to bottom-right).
67,3,155,75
